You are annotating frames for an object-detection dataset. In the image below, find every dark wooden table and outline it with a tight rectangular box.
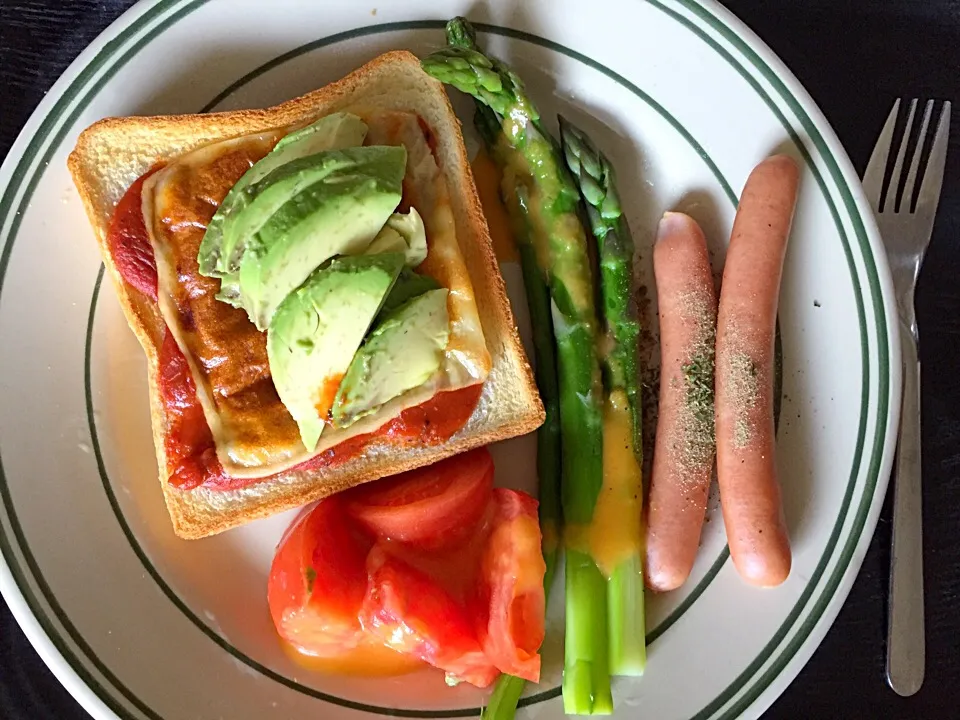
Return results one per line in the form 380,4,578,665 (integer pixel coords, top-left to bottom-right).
1,1,958,717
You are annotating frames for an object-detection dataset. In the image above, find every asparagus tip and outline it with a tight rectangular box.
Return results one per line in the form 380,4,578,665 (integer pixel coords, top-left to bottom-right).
446,16,478,49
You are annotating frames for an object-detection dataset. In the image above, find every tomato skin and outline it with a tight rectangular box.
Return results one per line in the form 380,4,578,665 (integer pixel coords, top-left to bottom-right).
474,489,546,683
268,497,373,656
345,448,494,549
360,546,499,688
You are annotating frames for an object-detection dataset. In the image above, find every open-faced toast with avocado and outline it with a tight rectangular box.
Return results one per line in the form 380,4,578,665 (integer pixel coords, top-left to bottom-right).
68,51,543,539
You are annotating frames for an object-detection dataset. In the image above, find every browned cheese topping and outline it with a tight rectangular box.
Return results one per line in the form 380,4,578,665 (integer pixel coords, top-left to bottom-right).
153,140,304,460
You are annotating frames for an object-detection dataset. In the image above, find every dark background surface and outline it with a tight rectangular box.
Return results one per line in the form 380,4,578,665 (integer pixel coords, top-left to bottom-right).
1,0,958,718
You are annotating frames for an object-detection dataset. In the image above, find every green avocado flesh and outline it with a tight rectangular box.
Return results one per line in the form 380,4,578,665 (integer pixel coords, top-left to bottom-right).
365,208,428,267
237,144,407,329
197,112,368,292
266,253,405,451
331,288,450,430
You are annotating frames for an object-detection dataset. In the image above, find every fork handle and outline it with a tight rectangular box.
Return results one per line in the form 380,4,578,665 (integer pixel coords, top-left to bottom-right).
886,327,925,696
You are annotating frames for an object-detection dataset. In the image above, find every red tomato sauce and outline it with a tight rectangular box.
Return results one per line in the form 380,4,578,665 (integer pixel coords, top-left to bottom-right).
106,165,162,301
108,170,483,492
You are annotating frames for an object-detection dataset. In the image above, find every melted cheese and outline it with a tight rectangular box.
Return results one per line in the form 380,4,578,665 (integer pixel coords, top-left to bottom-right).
142,111,489,478
565,389,643,577
282,640,423,677
470,150,518,264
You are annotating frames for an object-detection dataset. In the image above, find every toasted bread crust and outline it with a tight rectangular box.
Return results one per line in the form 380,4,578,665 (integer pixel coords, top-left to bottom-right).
69,51,542,539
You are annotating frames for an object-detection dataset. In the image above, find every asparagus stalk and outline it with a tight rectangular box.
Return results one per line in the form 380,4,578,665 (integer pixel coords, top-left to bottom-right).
454,32,564,602
474,103,562,596
474,71,564,720
559,117,646,678
423,19,611,715
481,674,526,720
558,117,641,452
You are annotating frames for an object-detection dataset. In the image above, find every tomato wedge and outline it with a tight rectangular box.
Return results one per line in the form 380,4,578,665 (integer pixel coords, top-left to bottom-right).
474,489,546,683
268,496,373,656
345,447,494,548
360,546,499,687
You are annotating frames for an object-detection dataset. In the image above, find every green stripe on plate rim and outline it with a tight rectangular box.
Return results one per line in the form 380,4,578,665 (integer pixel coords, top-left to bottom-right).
0,3,891,720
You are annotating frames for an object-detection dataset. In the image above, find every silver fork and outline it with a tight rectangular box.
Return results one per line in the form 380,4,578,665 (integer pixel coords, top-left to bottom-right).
863,98,951,697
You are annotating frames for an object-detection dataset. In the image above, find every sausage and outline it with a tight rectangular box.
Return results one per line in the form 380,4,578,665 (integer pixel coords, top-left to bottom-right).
715,155,799,587
645,212,718,592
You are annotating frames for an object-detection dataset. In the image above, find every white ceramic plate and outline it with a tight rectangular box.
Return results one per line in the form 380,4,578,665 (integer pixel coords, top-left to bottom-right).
0,1,900,718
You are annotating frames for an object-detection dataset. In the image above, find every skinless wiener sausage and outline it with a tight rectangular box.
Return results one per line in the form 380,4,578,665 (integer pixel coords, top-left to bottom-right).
645,212,718,592
715,155,799,587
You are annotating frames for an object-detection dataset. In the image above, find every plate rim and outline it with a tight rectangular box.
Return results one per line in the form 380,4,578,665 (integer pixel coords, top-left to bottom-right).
0,1,901,719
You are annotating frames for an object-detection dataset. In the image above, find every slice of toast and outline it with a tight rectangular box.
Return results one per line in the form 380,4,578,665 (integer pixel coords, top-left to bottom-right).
69,51,543,539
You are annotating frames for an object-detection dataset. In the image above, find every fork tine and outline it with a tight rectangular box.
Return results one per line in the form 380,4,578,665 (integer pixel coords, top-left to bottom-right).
886,99,918,212
900,100,934,212
864,99,900,206
917,101,952,214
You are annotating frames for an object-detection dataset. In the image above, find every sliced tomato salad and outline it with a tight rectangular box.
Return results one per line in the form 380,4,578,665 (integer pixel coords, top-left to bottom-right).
266,448,546,687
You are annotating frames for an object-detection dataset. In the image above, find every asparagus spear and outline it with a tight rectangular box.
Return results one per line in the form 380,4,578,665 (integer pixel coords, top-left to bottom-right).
474,103,562,596
481,675,526,720
560,116,646,677
558,117,641,452
423,18,611,715
445,9,476,48
475,105,562,720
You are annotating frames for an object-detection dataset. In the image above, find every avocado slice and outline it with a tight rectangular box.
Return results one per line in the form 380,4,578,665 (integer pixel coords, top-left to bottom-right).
239,145,407,329
217,150,372,306
365,208,428,267
197,112,368,289
331,288,450,430
274,112,365,152
266,252,406,451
